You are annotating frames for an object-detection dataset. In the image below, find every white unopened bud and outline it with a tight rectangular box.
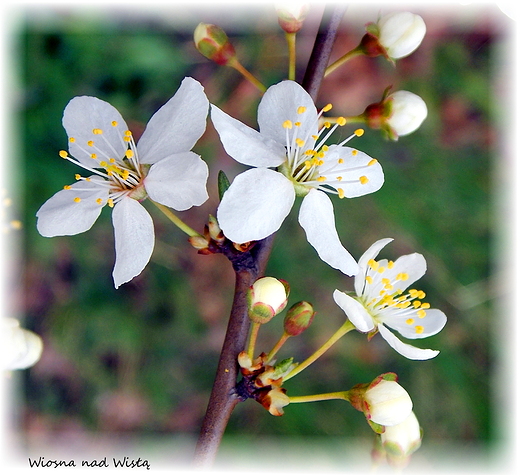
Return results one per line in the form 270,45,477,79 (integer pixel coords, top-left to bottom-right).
376,12,426,59
365,379,413,426
386,91,428,137
381,411,422,464
4,318,43,370
247,277,289,324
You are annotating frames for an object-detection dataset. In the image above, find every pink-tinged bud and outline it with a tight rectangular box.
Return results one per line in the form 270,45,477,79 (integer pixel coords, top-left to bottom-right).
283,301,315,336
348,373,413,428
194,23,237,66
275,3,310,33
381,411,422,467
247,277,289,324
362,12,426,62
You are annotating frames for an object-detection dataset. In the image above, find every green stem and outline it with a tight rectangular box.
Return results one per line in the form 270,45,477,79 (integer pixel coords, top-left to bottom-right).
284,320,355,381
286,32,297,81
266,332,291,363
325,46,364,77
229,58,267,93
288,391,349,404
246,322,261,359
151,200,202,238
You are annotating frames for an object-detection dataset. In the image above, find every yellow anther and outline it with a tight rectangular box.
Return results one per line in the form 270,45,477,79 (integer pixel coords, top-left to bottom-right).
124,136,131,142
368,259,379,270
396,272,409,281
75,174,81,180
92,128,103,135
322,103,333,112
295,138,305,148
317,176,326,182
377,266,385,274
91,154,97,159
294,122,301,127
338,158,344,164
96,198,103,205
359,176,369,185
111,121,118,127
311,135,319,140
321,145,329,152
283,120,293,129
125,130,132,136
107,198,114,208
59,150,68,158
87,140,94,147
85,177,91,181
336,117,347,126
109,158,116,163
297,106,306,114
368,158,378,166
323,121,331,129
417,309,427,319
387,261,394,269
415,326,424,334
73,197,81,203
354,128,364,137
413,301,421,308
336,176,343,181
69,137,76,143
365,275,373,284
421,303,431,309
304,160,311,170
63,185,71,190
406,318,415,325
352,150,358,156
125,150,134,159
99,161,108,167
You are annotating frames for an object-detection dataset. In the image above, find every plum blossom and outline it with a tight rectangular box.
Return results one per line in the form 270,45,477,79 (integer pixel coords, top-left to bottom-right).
212,80,384,275
333,238,447,359
36,77,209,288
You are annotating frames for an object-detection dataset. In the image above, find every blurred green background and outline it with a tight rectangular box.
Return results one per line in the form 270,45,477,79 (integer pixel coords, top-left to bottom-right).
9,2,512,471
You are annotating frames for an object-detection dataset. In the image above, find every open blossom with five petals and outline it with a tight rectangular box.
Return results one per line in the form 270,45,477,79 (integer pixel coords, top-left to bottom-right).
212,80,384,275
36,77,210,288
333,238,447,360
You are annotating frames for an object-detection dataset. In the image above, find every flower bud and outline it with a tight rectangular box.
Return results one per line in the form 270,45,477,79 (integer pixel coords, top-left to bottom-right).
364,90,427,140
283,301,315,336
262,387,290,416
275,3,310,33
194,23,237,66
247,277,289,324
362,12,426,61
348,373,412,428
381,411,422,466
4,318,43,370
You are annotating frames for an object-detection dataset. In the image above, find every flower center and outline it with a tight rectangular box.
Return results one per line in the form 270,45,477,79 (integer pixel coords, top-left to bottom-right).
278,104,377,198
362,259,430,335
59,123,146,208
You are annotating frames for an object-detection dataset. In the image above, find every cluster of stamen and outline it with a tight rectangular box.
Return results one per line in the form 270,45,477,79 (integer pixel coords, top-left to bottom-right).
281,104,378,198
59,121,144,207
363,259,431,335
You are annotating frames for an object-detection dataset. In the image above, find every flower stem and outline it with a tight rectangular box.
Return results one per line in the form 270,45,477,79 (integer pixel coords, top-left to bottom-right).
266,332,291,363
246,322,261,359
229,58,267,93
284,319,355,381
285,32,297,81
324,46,364,77
288,391,349,404
151,200,202,238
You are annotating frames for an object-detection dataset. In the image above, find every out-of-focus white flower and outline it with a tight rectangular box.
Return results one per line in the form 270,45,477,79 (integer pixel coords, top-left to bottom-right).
275,3,310,33
333,238,447,360
212,80,384,276
36,77,209,288
381,411,422,466
3,318,43,370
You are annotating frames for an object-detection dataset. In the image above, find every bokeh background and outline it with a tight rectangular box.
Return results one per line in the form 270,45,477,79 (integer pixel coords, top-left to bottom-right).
4,2,514,472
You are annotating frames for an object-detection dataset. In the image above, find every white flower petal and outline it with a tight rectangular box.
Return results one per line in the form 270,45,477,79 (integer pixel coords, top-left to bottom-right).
325,145,384,198
211,105,286,168
378,323,440,360
144,152,209,211
112,197,155,288
258,80,318,147
354,238,394,296
62,96,129,167
137,77,208,164
386,308,447,340
333,290,375,332
4,318,43,370
298,189,358,275
36,177,107,237
217,168,295,243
